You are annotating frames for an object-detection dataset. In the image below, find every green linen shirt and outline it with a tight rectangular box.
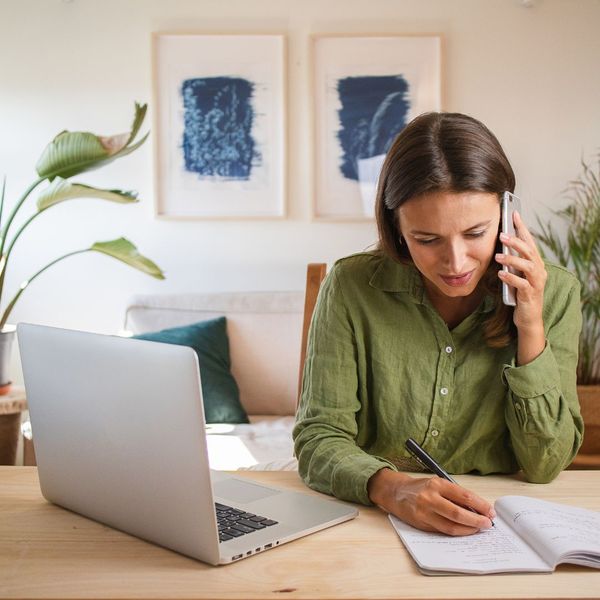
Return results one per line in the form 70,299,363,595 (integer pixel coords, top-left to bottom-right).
293,252,583,505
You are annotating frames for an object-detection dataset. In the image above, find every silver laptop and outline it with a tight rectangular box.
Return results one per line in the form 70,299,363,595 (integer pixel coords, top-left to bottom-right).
17,323,358,565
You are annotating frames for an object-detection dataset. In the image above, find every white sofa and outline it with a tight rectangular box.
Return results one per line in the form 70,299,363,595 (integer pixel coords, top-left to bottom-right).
124,292,304,471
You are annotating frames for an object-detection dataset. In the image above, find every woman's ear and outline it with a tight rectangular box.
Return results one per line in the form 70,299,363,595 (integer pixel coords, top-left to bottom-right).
395,211,403,236
395,216,412,260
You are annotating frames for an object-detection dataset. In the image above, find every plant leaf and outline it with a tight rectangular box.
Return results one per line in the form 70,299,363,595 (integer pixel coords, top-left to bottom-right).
532,151,600,383
90,237,165,280
35,103,148,181
125,102,147,146
36,178,139,211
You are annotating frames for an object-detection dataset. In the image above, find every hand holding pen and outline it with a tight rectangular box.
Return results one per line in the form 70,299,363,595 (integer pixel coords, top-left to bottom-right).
367,441,496,536
405,438,495,527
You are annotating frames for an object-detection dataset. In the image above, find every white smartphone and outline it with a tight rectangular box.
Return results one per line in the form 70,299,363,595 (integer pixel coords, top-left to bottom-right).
501,191,522,306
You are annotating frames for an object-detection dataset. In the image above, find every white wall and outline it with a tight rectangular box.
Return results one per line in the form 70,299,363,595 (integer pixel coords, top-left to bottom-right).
1,0,600,382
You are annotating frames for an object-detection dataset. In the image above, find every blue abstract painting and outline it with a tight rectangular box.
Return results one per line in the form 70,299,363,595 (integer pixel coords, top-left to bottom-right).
336,75,410,181
181,76,261,180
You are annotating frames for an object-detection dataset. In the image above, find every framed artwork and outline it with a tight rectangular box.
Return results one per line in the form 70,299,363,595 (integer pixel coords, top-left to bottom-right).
152,33,286,218
312,35,442,220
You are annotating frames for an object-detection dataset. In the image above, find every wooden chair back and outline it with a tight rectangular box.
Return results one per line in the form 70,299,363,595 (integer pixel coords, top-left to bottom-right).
297,263,327,407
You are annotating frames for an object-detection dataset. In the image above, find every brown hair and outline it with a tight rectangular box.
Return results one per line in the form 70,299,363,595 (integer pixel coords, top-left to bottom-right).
375,112,516,347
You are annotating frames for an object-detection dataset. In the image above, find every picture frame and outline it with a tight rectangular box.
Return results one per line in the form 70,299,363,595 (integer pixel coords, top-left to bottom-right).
152,33,286,219
312,34,442,221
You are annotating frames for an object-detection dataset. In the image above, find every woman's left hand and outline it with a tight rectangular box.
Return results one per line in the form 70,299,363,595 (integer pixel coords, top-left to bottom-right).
495,211,547,356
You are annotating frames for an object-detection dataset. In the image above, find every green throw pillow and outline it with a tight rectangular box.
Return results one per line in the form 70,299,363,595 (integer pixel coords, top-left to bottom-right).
133,317,249,424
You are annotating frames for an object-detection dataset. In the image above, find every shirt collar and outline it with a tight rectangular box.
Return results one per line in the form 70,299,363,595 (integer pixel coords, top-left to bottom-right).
369,256,424,302
369,254,496,314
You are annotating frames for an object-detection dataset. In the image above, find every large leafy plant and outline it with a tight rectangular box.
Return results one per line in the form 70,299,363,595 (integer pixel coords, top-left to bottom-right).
0,103,164,329
534,153,600,384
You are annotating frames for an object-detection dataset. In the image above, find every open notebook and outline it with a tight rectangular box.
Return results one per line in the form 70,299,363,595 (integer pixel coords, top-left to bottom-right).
390,495,600,575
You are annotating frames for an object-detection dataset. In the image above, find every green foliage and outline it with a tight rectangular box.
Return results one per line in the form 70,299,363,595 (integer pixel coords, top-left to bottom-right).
0,103,164,329
90,238,164,279
36,178,139,210
534,153,600,384
35,104,149,180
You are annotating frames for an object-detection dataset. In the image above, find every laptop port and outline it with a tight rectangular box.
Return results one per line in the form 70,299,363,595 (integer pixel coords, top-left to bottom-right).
264,543,273,549
232,554,243,560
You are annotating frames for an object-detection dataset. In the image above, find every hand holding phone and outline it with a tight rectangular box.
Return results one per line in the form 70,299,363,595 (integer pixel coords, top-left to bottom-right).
501,191,522,306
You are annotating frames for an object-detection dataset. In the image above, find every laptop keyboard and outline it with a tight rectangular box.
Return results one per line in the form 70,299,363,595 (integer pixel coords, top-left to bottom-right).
215,502,279,543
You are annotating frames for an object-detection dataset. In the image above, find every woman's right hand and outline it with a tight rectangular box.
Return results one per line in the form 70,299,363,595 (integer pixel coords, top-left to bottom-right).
367,468,496,536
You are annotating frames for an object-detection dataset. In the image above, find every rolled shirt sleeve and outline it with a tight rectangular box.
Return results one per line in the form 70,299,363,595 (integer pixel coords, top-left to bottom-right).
503,272,583,483
293,265,397,505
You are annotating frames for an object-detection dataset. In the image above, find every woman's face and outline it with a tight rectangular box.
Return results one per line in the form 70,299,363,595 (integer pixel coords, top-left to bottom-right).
397,190,500,301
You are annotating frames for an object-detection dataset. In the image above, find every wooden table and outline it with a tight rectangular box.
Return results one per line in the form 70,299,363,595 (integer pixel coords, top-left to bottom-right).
0,387,27,465
0,467,599,599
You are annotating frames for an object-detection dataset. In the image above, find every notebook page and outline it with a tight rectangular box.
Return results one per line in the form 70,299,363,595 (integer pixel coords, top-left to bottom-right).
495,496,600,568
389,514,550,574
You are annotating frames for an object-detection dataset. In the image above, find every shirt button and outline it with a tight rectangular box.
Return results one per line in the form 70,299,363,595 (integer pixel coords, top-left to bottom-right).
431,429,439,437
440,387,449,396
445,346,453,354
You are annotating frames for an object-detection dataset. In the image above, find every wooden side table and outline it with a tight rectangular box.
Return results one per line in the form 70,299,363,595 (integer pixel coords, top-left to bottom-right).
0,386,27,465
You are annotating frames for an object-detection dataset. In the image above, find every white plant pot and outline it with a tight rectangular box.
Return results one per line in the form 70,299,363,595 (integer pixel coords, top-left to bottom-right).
0,325,16,394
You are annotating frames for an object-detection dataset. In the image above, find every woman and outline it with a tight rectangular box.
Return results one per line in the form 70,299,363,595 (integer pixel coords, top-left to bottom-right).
293,112,583,536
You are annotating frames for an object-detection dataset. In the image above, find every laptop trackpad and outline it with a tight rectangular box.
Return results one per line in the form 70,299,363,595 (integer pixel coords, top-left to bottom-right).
214,478,282,504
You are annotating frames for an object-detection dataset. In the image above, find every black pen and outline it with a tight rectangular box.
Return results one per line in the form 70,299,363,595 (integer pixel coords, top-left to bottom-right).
405,438,495,527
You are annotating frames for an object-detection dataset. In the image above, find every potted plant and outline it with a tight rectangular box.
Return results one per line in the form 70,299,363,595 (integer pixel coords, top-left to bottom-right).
534,152,600,466
0,102,165,392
